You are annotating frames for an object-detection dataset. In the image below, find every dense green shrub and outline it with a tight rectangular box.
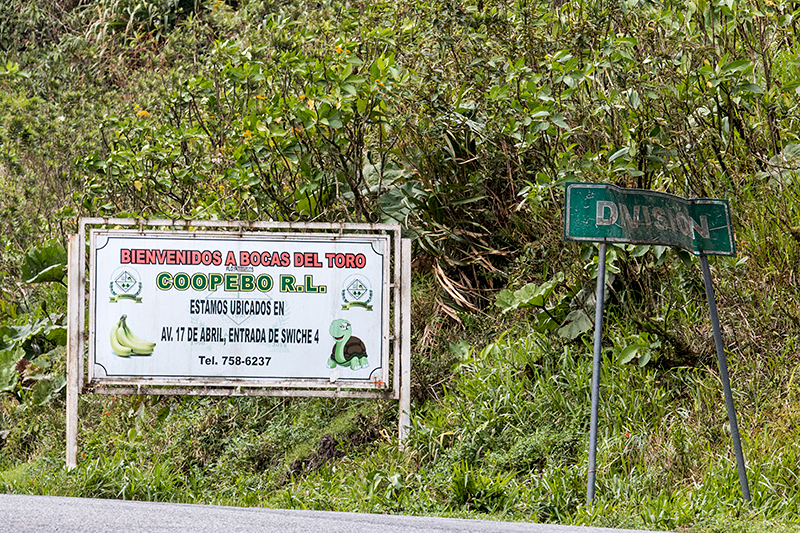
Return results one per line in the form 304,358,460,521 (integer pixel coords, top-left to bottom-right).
0,0,800,530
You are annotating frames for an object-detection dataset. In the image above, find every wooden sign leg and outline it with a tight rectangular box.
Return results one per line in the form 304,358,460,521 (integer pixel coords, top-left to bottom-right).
398,238,412,447
66,234,81,470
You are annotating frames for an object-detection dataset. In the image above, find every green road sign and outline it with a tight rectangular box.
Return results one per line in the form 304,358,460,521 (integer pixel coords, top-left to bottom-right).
564,183,736,256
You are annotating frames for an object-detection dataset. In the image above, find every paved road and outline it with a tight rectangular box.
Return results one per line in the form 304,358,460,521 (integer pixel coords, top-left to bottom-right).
0,494,670,533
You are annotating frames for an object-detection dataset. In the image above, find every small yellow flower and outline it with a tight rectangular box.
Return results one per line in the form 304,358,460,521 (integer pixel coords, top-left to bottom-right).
335,45,343,53
136,109,150,118
256,94,267,100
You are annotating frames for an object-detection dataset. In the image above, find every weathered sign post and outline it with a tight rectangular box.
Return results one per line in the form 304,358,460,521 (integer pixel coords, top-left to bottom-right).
563,183,750,506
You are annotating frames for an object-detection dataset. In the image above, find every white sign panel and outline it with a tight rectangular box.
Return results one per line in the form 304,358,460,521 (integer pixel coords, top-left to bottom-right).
89,231,390,388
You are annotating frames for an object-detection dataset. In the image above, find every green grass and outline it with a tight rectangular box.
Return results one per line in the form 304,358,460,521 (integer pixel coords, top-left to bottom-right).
1,0,800,531
2,321,799,531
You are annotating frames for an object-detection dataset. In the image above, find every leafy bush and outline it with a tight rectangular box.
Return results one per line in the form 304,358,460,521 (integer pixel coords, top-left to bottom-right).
1,0,800,531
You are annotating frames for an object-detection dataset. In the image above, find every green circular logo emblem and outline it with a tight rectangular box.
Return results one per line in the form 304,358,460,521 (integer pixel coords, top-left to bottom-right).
341,275,373,311
109,267,143,303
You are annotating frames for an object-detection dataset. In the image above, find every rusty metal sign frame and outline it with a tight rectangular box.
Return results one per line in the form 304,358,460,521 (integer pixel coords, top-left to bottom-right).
67,218,412,468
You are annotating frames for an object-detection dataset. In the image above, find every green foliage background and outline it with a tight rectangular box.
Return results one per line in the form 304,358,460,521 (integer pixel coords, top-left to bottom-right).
1,0,800,530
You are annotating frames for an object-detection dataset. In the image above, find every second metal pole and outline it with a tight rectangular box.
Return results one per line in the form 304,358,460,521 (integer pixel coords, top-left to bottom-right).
700,255,751,501
587,242,607,506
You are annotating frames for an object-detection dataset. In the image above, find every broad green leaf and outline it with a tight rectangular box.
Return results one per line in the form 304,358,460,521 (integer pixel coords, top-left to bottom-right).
496,289,516,312
783,144,800,160
327,115,343,129
45,325,67,347
30,375,65,405
532,311,560,333
618,345,639,364
21,240,67,284
551,114,570,129
448,340,471,360
558,310,594,339
628,90,641,109
609,147,630,162
734,83,763,94
721,59,751,73
0,347,23,394
782,80,800,94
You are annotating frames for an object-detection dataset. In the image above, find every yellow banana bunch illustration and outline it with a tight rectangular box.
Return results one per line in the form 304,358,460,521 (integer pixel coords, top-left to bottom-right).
110,315,156,357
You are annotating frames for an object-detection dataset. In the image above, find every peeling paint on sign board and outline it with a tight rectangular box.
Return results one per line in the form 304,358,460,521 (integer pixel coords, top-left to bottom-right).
563,183,736,256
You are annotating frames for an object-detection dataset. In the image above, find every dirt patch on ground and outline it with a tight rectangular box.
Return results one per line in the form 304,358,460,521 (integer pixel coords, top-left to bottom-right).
291,434,344,472
280,413,383,484
349,412,382,446
281,434,344,484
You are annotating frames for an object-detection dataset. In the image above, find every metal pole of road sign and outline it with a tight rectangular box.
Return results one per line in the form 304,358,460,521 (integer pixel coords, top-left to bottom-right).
587,242,606,507
565,184,746,503
700,255,751,502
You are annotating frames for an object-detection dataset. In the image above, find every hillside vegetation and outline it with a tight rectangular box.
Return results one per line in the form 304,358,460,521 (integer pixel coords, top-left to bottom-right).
1,0,800,530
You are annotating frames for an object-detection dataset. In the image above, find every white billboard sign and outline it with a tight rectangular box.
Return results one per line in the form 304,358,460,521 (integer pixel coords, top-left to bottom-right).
89,230,390,389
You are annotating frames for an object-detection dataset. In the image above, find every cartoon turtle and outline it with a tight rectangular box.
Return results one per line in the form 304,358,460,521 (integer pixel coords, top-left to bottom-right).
328,319,369,370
